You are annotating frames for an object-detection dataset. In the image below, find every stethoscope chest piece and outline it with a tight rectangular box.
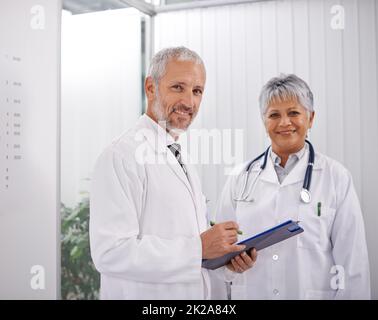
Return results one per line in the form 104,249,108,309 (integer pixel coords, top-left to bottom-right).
300,188,311,204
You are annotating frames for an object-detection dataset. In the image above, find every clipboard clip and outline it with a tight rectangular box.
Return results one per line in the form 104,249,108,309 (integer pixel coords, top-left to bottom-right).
288,222,301,233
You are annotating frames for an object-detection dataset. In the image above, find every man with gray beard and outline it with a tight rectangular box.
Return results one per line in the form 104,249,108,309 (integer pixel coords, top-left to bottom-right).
89,47,253,299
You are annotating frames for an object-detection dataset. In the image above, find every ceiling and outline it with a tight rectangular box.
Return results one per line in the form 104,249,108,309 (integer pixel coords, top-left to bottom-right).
63,0,262,15
63,0,131,14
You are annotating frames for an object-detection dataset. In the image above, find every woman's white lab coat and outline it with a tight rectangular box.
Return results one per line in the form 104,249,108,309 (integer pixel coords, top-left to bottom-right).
90,114,210,299
215,146,370,299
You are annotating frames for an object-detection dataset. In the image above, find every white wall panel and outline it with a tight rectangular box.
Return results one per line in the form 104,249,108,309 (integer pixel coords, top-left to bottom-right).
154,0,378,298
325,0,345,161
308,0,328,153
261,1,278,82
292,0,310,81
0,0,60,299
342,0,362,196
244,3,265,156
230,5,248,136
277,0,294,73
358,0,378,301
214,6,232,190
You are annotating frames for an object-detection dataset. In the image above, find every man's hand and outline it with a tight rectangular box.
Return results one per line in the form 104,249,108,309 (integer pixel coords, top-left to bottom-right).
200,221,245,259
226,248,257,273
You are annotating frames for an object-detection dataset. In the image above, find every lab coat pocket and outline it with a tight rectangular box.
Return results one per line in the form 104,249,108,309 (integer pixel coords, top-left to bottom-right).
297,205,336,252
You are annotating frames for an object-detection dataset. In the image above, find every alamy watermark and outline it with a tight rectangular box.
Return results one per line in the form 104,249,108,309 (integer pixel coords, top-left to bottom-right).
30,265,45,290
30,5,45,30
134,121,245,175
330,264,345,290
330,5,345,30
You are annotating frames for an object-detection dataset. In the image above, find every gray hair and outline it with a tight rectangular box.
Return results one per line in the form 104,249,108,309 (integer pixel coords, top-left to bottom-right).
148,46,205,84
259,74,314,117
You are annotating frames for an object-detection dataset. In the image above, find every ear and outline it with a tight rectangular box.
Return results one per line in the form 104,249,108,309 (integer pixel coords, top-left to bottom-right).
145,76,156,100
309,111,315,128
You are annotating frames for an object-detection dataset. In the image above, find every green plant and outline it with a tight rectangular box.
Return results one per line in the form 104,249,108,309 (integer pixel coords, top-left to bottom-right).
61,196,100,299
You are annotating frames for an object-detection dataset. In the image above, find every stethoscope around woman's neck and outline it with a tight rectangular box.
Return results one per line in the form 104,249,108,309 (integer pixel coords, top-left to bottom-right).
234,140,315,203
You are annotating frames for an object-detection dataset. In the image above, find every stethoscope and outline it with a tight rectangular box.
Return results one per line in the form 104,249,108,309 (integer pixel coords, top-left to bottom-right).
234,140,315,204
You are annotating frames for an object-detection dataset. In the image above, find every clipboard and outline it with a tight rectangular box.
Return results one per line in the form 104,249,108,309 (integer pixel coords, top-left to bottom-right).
201,220,304,270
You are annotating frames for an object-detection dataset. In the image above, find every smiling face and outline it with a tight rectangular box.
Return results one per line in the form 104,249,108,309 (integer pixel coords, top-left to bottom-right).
264,97,314,157
145,59,206,137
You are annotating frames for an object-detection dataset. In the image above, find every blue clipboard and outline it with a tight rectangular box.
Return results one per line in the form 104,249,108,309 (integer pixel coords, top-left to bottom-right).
201,220,304,270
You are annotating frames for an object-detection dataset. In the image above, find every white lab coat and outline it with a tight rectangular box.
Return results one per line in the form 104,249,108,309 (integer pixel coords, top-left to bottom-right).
90,114,210,300
215,146,370,299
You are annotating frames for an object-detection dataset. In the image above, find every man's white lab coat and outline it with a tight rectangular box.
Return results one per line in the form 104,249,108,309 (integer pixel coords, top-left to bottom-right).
90,114,210,299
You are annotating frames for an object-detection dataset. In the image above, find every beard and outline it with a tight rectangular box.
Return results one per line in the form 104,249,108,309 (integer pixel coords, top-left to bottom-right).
151,95,196,136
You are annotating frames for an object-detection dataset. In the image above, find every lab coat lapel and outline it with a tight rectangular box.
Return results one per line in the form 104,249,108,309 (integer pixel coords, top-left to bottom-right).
253,147,324,186
281,148,323,187
280,151,309,187
180,151,207,233
138,114,195,198
258,155,280,185
165,149,195,199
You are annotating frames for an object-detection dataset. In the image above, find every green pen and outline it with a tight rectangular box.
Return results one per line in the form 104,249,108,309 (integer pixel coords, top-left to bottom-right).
210,220,243,235
317,202,322,217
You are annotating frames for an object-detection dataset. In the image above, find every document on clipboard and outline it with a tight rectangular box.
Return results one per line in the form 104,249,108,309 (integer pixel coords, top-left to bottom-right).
201,220,304,270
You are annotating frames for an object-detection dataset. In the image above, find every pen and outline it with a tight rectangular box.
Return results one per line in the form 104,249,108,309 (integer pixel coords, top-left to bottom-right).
317,202,321,217
210,220,243,235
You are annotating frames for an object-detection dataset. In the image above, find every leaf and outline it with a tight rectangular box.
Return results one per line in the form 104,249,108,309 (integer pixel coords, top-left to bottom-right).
61,197,100,299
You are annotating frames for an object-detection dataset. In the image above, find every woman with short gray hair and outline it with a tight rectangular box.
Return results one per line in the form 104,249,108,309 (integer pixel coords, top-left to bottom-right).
215,74,370,299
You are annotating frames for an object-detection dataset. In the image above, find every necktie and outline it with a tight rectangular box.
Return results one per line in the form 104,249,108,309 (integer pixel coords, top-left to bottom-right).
168,143,187,175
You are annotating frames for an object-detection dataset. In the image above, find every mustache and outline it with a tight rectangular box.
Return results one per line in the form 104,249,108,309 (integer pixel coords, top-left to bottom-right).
171,105,194,115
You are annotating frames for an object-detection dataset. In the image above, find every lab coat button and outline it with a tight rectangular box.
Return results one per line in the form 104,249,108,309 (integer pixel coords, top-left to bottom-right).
273,254,278,261
273,289,279,295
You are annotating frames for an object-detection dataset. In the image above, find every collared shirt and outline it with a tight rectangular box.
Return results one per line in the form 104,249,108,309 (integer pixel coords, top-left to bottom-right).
144,113,176,147
270,144,307,184
144,114,188,177
167,142,188,175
